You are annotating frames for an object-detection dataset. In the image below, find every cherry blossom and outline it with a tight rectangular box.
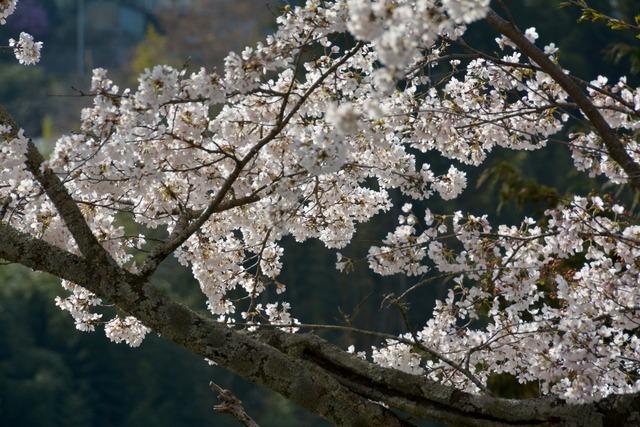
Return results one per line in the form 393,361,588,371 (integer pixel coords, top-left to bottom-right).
0,0,17,25
9,31,42,65
105,316,151,347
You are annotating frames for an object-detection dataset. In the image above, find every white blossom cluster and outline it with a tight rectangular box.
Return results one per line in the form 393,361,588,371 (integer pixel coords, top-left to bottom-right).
0,0,17,24
368,197,640,402
569,75,640,183
264,302,301,333
9,32,42,65
0,2,42,65
368,204,430,276
54,280,103,332
1,0,639,403
104,316,151,347
346,0,488,70
0,127,29,211
410,39,570,167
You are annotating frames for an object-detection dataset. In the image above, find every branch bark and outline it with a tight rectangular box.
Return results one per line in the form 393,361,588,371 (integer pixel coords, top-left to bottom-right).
0,222,410,427
2,221,639,426
0,104,117,267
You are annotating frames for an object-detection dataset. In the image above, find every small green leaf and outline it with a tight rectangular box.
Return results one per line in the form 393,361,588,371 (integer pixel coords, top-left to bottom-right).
608,19,630,30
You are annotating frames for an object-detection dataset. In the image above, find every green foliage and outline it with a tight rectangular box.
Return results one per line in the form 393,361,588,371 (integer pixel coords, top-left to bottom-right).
41,115,54,141
606,42,640,74
487,373,541,399
562,0,640,73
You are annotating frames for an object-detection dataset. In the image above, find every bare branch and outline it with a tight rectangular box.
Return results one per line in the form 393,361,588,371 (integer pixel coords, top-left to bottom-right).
209,382,259,427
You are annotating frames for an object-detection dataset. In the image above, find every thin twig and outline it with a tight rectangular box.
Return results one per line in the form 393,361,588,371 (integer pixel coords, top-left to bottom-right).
209,381,259,427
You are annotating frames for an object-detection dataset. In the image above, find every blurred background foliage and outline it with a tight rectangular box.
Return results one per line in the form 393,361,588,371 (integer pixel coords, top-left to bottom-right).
0,1,638,426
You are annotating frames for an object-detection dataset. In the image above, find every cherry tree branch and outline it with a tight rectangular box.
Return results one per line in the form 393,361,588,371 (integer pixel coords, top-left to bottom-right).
1,7,639,425
484,8,640,191
137,42,364,279
1,220,639,426
0,105,117,267
209,382,259,427
0,220,410,426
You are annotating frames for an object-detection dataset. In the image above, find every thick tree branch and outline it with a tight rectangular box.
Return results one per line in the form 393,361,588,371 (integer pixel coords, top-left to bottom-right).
0,104,117,267
0,222,408,426
23,142,118,266
2,221,639,426
485,9,640,191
